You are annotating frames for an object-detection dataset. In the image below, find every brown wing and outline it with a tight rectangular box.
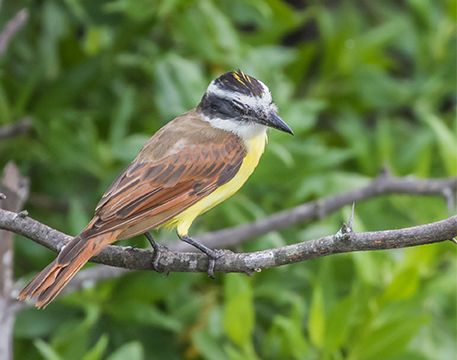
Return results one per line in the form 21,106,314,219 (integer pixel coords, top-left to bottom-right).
85,112,246,239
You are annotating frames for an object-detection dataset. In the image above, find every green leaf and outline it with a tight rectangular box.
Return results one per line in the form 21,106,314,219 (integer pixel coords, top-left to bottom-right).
109,84,136,147
106,301,182,332
268,143,295,168
420,110,457,175
351,251,379,285
153,55,205,119
83,26,113,55
381,267,419,303
280,99,325,135
40,1,68,79
192,329,229,360
15,307,74,338
348,314,427,360
104,0,157,21
107,342,144,360
223,274,255,348
68,198,90,235
50,306,100,360
308,284,325,348
34,339,62,360
272,316,308,357
111,134,150,162
325,294,355,351
82,335,109,360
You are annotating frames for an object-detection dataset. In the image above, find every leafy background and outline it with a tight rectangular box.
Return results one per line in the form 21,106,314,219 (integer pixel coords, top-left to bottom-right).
1,0,456,359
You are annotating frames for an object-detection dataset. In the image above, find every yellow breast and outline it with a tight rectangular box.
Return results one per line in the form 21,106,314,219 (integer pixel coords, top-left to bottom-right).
168,131,267,236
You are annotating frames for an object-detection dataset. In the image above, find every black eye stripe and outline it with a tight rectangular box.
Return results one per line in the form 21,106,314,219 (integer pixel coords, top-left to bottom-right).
198,93,246,119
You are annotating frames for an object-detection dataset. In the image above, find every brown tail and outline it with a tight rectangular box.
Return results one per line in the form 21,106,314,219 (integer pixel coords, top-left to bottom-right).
18,230,119,309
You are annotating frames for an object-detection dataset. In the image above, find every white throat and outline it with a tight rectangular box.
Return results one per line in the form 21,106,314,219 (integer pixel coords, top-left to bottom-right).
201,114,267,140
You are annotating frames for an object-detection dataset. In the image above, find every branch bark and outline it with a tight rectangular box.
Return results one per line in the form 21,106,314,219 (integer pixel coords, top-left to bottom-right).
1,206,456,274
173,174,457,251
0,9,28,57
2,175,456,309
3,175,456,255
0,117,32,140
0,163,29,360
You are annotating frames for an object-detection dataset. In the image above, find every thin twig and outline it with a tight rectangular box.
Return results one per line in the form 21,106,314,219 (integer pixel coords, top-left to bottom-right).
0,9,28,57
0,117,32,140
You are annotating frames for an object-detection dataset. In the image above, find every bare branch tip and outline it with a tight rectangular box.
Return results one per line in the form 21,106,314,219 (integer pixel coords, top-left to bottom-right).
377,165,391,179
349,202,355,228
335,203,355,242
441,187,456,213
244,267,262,276
16,210,28,218
335,223,353,242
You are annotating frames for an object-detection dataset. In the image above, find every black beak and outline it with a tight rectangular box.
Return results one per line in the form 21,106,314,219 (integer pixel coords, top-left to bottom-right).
265,112,294,135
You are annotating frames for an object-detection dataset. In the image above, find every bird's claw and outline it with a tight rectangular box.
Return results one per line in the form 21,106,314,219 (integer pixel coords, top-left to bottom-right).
205,249,231,278
151,243,171,273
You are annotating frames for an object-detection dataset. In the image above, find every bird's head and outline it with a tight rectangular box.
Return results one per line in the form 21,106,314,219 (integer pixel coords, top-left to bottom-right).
197,70,293,138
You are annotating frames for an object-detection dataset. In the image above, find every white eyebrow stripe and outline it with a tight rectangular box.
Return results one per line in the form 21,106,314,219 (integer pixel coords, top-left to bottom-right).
207,81,272,110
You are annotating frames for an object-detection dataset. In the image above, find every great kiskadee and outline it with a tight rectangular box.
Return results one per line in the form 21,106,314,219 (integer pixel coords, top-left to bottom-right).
18,70,293,308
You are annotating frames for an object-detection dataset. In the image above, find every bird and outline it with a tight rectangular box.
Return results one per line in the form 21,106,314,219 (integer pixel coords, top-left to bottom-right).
18,70,293,308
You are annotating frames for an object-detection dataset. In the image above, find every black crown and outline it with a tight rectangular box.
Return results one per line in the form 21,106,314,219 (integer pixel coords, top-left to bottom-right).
214,70,264,97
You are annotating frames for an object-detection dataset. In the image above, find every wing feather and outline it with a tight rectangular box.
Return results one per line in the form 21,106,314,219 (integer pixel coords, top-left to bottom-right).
88,114,246,239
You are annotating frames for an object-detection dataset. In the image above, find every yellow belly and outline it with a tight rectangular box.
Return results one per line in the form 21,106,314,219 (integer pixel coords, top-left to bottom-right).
166,131,267,236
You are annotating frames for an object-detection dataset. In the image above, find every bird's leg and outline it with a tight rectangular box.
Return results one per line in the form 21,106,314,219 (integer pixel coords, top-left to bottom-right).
177,234,223,278
144,232,164,272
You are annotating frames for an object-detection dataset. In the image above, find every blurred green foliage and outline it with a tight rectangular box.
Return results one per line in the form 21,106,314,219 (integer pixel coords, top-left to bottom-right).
1,0,456,359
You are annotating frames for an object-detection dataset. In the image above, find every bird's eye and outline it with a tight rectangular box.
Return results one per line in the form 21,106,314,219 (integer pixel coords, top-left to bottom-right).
232,100,244,112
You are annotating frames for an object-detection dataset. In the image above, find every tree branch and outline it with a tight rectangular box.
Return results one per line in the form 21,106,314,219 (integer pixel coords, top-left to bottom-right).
3,175,457,309
3,175,456,256
0,9,28,57
0,163,29,360
173,174,457,251
1,207,456,274
0,117,32,140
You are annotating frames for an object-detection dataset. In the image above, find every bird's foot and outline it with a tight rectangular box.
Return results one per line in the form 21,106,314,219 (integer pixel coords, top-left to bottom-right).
178,234,230,278
151,243,172,273
204,248,231,278
144,232,168,273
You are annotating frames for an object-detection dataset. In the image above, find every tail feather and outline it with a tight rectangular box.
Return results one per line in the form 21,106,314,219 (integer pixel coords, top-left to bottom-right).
17,261,63,300
35,247,96,308
18,231,118,309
